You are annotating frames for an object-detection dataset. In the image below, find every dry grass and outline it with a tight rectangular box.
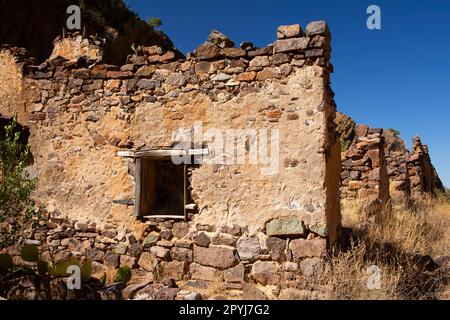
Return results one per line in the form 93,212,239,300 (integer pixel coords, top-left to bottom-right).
310,195,450,300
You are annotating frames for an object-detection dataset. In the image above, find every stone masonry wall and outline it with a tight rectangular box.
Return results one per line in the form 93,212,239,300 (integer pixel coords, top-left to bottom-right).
408,136,444,198
384,130,411,206
336,114,390,214
0,21,341,296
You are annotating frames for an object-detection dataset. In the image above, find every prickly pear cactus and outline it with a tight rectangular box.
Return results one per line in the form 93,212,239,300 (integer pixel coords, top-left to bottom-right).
0,253,13,270
114,265,131,283
20,244,39,262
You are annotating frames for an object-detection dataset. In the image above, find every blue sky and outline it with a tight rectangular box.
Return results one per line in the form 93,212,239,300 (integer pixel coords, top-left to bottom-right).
126,0,450,187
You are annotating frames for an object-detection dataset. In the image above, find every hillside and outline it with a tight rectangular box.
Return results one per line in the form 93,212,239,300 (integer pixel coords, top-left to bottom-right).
0,0,181,64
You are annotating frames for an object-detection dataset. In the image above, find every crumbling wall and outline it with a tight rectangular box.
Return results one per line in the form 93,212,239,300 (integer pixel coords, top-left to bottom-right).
0,46,34,117
342,126,390,207
384,130,411,206
0,22,341,291
408,136,444,198
336,113,390,218
50,34,104,62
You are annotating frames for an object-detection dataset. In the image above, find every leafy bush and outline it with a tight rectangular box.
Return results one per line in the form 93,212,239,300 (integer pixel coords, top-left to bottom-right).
0,116,37,248
340,137,351,152
147,17,162,28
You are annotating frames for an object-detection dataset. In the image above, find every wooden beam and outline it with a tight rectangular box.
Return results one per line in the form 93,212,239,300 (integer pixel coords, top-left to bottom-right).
134,158,142,217
117,149,209,158
185,203,197,210
143,215,185,220
117,150,135,157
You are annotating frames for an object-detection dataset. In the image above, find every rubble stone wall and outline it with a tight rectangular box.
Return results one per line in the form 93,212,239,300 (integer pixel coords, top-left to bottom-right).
336,113,390,212
384,130,411,206
408,136,444,198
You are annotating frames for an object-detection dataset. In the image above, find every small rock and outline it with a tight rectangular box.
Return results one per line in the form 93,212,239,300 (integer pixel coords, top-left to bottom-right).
250,261,279,285
236,237,260,261
193,245,238,270
104,252,120,268
120,255,137,269
207,30,235,48
143,232,160,247
150,246,171,260
265,216,306,237
305,20,329,36
289,239,327,259
223,264,245,283
138,252,158,272
277,24,302,39
192,232,210,247
194,42,221,60
176,290,202,300
211,73,232,82
114,243,128,255
299,257,324,277
242,283,268,300
274,37,310,53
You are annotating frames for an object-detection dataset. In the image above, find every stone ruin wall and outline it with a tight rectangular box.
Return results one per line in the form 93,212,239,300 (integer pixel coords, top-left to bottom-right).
384,130,411,206
336,112,444,215
341,126,390,213
408,136,445,198
335,112,390,217
0,22,342,294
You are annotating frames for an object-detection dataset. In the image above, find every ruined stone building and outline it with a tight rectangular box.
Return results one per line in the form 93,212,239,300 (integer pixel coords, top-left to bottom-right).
1,21,343,292
0,16,444,297
336,111,444,217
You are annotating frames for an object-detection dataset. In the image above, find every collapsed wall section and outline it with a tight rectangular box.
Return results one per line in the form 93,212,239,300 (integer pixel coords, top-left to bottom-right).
0,22,341,290
408,136,444,198
335,113,390,218
384,130,411,206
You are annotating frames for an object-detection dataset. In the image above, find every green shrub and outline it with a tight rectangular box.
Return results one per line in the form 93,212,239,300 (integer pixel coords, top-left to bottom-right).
340,138,351,152
0,116,37,248
147,17,162,28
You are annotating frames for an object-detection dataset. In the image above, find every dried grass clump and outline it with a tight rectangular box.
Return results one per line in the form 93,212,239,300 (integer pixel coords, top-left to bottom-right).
310,195,449,300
